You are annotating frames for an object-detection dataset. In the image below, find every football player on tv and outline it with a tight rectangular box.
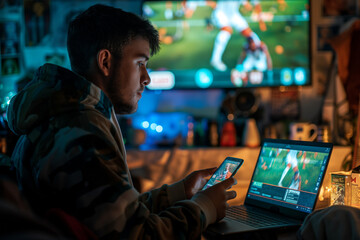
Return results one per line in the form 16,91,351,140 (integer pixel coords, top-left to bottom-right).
209,0,265,72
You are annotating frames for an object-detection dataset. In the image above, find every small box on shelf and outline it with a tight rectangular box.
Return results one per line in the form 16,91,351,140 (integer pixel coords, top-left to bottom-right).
330,166,360,208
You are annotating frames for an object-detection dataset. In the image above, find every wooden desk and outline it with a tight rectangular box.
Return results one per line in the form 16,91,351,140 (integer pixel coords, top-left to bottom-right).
128,146,351,207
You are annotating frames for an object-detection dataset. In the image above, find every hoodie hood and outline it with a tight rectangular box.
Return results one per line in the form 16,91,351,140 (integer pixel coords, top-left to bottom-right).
7,63,113,135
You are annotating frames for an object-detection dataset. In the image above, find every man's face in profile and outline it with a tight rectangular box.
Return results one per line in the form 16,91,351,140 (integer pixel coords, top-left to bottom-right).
106,37,151,114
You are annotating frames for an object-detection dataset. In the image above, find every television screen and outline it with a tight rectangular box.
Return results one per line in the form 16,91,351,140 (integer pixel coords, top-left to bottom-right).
142,0,311,90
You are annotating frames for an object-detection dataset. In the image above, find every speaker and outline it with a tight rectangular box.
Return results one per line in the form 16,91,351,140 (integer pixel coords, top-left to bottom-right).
234,90,259,117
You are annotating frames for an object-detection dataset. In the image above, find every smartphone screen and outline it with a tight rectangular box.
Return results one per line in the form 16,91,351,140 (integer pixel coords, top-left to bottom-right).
202,157,244,190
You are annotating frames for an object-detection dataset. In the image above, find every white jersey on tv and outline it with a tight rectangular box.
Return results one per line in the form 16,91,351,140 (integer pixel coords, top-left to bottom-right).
211,0,259,31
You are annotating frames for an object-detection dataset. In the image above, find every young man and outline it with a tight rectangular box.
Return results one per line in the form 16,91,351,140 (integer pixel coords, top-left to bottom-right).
7,4,236,239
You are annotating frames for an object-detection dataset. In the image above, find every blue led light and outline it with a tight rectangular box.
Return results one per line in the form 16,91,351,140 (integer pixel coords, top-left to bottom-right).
142,121,150,128
150,123,157,130
155,125,163,133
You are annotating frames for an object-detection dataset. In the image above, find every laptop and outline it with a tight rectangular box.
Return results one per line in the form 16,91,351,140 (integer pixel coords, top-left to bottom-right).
205,138,333,238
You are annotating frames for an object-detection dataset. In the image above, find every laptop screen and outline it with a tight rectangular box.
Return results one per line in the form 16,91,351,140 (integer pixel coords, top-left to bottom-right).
245,139,333,214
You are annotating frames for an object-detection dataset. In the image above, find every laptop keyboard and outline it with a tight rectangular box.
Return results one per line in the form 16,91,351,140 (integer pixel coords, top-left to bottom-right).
225,206,290,228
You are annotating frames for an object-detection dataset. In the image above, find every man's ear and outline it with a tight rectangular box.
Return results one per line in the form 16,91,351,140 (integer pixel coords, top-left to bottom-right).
97,49,112,77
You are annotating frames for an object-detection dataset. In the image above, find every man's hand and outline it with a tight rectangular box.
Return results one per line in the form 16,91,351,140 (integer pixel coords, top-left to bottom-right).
183,167,217,199
201,177,237,221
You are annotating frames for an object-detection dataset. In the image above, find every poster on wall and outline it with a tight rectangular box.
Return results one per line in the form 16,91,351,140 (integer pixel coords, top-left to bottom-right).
1,57,20,76
24,0,50,46
0,20,22,76
0,0,22,10
0,14,23,113
322,0,359,17
317,24,340,51
49,0,141,47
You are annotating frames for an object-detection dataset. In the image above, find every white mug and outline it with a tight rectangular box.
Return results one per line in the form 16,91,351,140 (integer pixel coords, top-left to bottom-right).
289,122,317,141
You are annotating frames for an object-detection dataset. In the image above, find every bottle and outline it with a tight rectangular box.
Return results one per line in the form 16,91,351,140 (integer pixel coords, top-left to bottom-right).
242,118,260,147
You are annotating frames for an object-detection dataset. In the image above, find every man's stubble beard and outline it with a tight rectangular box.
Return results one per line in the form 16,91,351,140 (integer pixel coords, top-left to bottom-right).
113,97,138,115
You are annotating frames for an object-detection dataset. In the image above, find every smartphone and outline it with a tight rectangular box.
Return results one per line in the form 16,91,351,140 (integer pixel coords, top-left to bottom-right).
202,157,244,190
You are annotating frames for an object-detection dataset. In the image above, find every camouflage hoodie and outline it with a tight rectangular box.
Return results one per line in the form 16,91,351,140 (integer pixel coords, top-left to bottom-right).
7,64,215,239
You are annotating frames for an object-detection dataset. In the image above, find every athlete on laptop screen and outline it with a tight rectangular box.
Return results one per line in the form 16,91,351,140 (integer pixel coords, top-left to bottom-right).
247,143,331,213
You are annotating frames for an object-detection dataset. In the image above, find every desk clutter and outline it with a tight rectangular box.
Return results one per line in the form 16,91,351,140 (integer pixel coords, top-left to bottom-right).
127,146,352,208
119,112,341,150
330,165,360,209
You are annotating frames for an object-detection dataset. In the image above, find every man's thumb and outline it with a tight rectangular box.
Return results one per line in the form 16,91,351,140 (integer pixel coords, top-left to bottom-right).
221,177,235,188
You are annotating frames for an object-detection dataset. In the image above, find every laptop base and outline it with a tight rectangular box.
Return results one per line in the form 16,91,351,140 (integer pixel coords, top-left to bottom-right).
204,222,300,240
